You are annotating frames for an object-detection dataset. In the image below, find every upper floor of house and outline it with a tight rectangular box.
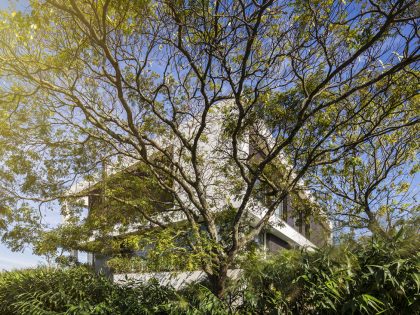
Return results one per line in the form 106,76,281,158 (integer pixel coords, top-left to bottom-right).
66,101,331,251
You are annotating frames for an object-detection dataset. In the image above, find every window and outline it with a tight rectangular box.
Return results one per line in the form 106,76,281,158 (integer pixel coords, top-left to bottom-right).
274,204,282,218
273,195,290,220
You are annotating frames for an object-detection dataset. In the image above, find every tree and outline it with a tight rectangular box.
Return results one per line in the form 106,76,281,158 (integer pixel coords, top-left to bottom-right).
0,0,418,296
313,125,419,237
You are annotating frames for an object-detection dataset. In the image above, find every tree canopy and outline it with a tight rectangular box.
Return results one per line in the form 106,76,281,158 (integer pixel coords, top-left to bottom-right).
0,0,418,296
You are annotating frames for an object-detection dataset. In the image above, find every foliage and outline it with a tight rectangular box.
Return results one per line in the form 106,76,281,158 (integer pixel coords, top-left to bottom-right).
238,227,420,314
0,229,418,314
0,266,176,315
146,228,420,314
313,127,419,236
0,0,418,296
159,283,232,315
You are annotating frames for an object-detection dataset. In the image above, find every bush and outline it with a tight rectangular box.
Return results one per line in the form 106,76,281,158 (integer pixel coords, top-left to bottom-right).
0,266,176,314
1,228,418,314
239,228,420,314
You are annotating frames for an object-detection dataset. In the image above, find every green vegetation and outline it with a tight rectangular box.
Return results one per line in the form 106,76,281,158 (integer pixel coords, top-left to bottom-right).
0,265,176,315
238,228,420,314
0,0,418,296
1,229,418,314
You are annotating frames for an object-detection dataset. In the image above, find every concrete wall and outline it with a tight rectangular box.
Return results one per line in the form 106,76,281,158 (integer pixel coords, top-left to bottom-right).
113,269,242,290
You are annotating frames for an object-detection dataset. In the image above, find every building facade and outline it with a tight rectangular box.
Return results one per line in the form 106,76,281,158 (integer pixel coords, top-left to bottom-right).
66,102,331,274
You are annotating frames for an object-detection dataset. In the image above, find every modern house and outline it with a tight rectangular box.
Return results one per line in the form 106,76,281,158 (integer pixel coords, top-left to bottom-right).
65,101,331,274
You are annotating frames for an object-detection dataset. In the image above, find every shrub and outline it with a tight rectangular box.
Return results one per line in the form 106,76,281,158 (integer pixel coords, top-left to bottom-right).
1,228,418,314
0,265,176,314
239,228,420,314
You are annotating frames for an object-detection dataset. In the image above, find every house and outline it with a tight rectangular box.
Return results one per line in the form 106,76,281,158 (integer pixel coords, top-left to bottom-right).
64,101,331,274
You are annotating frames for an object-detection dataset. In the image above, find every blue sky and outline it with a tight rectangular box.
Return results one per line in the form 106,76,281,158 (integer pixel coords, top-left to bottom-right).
0,247,46,271
0,208,62,270
0,0,28,11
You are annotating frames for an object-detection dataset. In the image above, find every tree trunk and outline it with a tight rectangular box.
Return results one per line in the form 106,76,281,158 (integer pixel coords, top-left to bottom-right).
207,263,229,298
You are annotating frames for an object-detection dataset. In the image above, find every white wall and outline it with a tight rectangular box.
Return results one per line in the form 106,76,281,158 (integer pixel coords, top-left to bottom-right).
113,269,242,289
